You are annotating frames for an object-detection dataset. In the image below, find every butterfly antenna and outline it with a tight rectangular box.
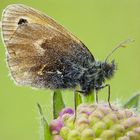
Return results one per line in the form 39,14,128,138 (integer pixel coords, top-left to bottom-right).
0,21,2,29
105,38,134,62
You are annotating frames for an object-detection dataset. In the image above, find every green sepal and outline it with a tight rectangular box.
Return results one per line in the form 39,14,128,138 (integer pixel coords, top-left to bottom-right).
53,90,65,119
123,93,140,110
82,91,94,104
75,92,82,106
37,103,52,140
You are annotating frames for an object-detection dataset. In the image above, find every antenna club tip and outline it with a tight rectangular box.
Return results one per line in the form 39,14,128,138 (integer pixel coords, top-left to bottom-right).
120,38,134,48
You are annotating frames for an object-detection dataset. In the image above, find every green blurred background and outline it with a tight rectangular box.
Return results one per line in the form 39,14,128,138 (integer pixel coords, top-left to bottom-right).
0,0,140,140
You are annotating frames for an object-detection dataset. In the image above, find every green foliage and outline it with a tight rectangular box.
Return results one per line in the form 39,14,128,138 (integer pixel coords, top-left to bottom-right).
75,92,82,107
123,93,140,110
53,90,65,119
82,91,94,104
37,103,52,140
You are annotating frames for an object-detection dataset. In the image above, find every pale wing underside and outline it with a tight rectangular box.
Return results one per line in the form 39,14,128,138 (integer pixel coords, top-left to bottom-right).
6,23,52,85
5,23,94,88
1,4,81,45
1,4,94,88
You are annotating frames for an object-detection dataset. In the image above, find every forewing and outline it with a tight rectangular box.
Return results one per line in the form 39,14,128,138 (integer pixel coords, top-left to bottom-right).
1,4,95,88
1,4,81,45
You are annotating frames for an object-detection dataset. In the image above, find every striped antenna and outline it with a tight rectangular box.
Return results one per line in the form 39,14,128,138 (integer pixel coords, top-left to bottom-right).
105,38,134,62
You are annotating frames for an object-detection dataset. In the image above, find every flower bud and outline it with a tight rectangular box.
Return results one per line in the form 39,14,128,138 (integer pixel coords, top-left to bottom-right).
59,108,74,117
53,135,64,140
100,130,115,140
94,138,103,140
50,119,64,134
60,127,70,139
111,124,125,137
65,115,75,129
92,121,106,137
81,129,95,140
126,131,139,140
67,130,80,140
117,136,130,140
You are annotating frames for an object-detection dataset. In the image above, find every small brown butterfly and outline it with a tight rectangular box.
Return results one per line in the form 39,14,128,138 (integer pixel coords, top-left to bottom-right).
1,4,131,109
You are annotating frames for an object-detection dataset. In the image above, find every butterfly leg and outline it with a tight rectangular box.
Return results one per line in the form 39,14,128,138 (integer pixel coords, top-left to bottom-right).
104,84,117,111
96,84,114,110
74,90,77,123
105,84,112,110
95,90,99,104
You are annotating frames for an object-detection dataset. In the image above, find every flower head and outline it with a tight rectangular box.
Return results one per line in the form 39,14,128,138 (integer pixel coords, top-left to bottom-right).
50,103,140,140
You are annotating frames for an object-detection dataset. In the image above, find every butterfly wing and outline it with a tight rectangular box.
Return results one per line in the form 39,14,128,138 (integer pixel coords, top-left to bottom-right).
2,4,81,45
1,4,95,89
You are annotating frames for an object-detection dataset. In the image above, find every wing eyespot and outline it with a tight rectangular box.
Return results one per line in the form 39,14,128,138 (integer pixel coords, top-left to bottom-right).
18,18,28,25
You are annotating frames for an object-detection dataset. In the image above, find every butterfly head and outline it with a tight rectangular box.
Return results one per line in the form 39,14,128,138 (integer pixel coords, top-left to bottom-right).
101,60,116,79
90,60,116,87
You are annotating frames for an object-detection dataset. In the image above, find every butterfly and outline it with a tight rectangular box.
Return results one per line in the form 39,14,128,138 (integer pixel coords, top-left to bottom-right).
2,4,130,109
